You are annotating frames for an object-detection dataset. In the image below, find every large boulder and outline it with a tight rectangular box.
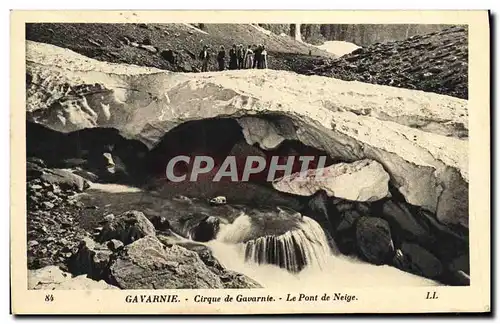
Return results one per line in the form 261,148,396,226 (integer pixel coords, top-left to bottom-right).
97,210,156,245
40,168,90,192
393,242,443,279
67,237,113,281
355,217,395,265
188,216,220,242
26,40,469,227
158,237,262,288
28,265,118,290
272,159,390,202
378,200,434,245
109,236,224,289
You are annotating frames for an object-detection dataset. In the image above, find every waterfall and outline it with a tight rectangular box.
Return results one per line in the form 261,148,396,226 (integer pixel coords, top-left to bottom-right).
244,216,331,272
291,23,302,42
215,214,331,272
208,214,439,288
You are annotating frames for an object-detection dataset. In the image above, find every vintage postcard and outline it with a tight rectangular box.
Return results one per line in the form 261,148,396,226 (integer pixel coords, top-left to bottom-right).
10,10,490,314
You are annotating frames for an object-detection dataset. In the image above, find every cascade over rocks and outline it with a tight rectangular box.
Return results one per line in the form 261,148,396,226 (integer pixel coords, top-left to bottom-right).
26,40,469,229
158,236,262,288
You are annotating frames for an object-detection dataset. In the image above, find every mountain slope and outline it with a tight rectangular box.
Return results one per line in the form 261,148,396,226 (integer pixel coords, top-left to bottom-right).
302,26,468,99
26,23,333,73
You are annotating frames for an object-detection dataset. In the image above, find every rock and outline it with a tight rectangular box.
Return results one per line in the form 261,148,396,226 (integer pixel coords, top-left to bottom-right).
303,190,336,231
107,239,124,251
139,44,158,53
27,161,44,179
25,40,469,228
182,242,261,288
160,49,177,64
334,209,362,255
40,169,89,192
68,237,113,281
41,201,55,210
27,157,46,167
209,196,226,206
72,169,100,182
28,240,39,249
87,38,102,47
157,236,261,288
189,216,220,242
448,270,470,286
29,184,43,191
448,253,470,275
149,215,170,231
103,214,115,223
395,242,443,279
98,210,156,245
28,266,118,290
355,217,394,265
237,116,288,150
378,200,434,245
273,159,390,202
109,236,224,289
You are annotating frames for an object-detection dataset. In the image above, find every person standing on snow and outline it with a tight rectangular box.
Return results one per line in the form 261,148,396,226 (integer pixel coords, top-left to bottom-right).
237,44,245,69
252,45,260,69
199,45,210,72
217,45,226,71
260,45,268,69
229,44,238,70
244,45,254,69
253,44,262,69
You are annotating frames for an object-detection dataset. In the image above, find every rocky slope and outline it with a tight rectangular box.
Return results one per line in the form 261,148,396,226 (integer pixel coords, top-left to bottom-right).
303,26,468,99
26,23,333,73
27,162,261,289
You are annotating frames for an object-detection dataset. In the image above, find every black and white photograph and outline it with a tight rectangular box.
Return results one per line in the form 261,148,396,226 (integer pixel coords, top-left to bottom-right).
10,10,490,314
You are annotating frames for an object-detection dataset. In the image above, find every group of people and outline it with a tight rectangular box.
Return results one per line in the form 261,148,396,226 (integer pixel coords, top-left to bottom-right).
199,44,269,72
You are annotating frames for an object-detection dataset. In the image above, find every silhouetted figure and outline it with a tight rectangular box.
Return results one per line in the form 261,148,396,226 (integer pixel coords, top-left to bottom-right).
237,44,245,69
217,45,226,71
244,45,254,69
260,45,268,69
229,44,238,70
199,45,210,72
253,44,262,69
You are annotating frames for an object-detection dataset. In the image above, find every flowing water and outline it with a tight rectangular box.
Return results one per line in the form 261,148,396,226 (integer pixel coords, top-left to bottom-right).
208,214,439,288
82,183,439,288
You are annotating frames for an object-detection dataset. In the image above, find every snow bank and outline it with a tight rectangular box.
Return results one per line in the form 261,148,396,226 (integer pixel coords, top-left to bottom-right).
249,24,272,36
316,40,361,57
26,40,469,228
182,23,209,35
